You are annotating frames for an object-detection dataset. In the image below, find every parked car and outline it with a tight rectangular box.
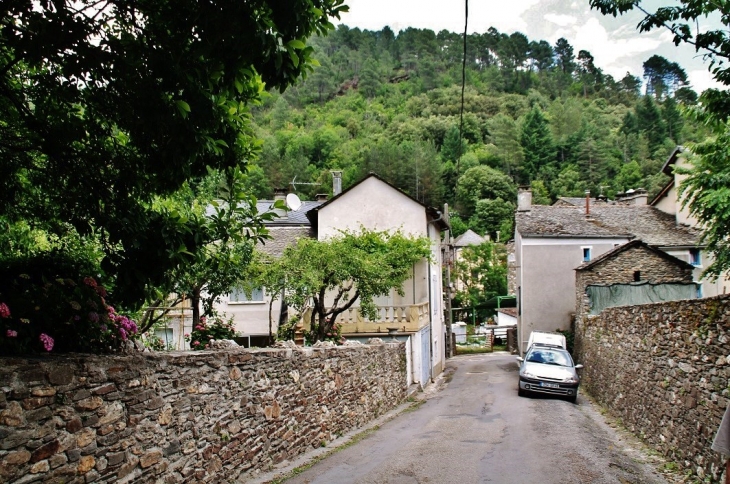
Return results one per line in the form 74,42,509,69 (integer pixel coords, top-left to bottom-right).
526,330,566,350
517,345,583,403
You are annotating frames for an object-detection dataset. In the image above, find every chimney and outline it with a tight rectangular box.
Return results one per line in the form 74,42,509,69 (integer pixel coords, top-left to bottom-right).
517,187,532,211
315,193,328,202
585,190,590,215
272,188,287,219
331,171,342,196
633,188,648,205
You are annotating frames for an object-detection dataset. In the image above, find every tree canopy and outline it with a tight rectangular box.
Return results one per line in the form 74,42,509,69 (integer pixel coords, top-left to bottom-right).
0,0,347,306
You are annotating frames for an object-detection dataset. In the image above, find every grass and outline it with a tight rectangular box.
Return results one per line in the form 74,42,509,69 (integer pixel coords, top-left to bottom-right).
454,343,507,355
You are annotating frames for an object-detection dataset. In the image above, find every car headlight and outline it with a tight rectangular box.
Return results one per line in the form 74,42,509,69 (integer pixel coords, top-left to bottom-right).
521,371,537,379
563,375,579,383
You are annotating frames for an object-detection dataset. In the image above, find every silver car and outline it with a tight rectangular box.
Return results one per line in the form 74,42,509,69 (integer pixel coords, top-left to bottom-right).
517,345,583,403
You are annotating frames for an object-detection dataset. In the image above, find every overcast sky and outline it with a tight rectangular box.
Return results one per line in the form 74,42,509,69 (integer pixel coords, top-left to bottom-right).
336,0,723,93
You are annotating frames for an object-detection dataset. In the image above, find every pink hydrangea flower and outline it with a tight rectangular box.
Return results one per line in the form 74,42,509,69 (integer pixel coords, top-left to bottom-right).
192,341,200,347
83,276,97,287
39,333,54,352
0,303,10,318
6,329,18,338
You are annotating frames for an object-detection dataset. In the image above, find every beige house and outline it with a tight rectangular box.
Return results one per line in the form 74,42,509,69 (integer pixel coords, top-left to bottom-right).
218,173,449,386
650,146,730,296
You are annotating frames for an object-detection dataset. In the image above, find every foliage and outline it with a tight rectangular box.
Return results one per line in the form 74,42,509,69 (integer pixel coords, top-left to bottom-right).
0,253,138,354
451,241,508,311
1,0,348,308
185,314,236,350
253,228,432,342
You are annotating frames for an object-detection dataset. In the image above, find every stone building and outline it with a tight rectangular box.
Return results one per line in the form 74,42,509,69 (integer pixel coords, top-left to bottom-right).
574,239,696,321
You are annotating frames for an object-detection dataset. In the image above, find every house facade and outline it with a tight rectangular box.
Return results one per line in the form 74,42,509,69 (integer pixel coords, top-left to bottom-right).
514,187,701,353
218,174,449,386
650,146,730,297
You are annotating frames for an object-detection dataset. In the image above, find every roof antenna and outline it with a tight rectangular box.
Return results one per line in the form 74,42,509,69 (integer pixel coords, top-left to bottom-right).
289,175,321,192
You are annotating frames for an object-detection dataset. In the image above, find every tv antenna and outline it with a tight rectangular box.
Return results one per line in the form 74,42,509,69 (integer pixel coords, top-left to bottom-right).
289,175,321,191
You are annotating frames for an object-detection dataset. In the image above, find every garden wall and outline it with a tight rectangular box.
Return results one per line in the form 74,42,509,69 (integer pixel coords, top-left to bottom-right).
574,295,730,481
0,341,407,483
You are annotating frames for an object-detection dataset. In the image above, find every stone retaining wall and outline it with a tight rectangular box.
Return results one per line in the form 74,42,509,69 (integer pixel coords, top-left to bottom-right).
574,295,730,481
0,342,406,483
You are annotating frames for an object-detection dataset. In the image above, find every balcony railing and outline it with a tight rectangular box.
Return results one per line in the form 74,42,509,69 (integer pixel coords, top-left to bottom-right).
301,302,430,334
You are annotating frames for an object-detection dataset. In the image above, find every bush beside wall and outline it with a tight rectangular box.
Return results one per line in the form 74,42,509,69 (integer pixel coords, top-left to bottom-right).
0,342,406,483
574,295,730,482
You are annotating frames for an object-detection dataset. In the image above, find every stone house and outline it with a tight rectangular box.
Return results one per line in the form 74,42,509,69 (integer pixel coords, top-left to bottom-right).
514,187,702,353
217,173,449,387
574,239,696,321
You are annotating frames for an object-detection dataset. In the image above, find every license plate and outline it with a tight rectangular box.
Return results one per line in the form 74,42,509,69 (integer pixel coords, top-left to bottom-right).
540,382,560,389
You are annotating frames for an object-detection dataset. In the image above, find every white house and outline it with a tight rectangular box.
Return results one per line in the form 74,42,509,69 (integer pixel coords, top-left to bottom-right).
218,173,449,386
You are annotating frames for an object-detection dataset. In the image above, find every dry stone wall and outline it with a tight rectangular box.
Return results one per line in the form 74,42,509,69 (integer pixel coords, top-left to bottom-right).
574,295,730,482
0,342,406,483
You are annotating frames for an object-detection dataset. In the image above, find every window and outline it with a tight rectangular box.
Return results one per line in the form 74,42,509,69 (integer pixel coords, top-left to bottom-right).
690,249,701,266
582,247,592,262
633,271,641,282
229,285,264,303
696,284,703,299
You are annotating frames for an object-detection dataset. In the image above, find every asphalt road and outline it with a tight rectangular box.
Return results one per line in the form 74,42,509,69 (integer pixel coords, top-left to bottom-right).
283,352,676,484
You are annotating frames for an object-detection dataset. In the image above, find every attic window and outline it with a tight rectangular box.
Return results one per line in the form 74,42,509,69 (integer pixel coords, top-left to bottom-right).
633,271,641,282
582,247,592,262
690,249,701,266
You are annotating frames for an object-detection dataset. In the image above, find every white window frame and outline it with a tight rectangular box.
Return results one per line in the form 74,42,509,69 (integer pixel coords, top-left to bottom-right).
229,285,265,304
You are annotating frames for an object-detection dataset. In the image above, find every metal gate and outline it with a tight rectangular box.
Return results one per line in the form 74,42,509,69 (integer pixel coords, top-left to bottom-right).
419,325,431,386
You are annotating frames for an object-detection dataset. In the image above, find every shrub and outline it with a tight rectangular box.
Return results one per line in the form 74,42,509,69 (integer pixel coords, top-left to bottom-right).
185,313,235,350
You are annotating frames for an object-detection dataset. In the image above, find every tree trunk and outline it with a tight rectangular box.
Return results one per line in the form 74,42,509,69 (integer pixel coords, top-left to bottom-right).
191,288,201,327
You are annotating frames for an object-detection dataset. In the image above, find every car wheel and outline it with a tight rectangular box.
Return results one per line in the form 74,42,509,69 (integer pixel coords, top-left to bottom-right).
568,394,577,404
518,387,527,397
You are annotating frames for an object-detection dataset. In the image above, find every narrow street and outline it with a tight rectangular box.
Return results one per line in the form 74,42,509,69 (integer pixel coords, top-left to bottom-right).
282,353,676,484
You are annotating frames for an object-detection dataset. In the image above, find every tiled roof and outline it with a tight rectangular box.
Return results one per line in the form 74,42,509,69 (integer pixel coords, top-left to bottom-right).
497,307,518,317
516,205,700,247
256,200,323,225
453,229,487,247
257,226,314,257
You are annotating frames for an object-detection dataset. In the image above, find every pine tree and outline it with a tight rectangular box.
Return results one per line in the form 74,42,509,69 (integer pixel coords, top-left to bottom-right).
519,106,555,185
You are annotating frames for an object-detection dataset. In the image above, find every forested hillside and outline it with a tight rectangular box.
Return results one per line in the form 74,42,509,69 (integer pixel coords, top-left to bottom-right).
246,25,707,238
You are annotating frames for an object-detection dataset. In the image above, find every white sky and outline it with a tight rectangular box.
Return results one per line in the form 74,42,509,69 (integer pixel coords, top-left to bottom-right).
337,0,724,93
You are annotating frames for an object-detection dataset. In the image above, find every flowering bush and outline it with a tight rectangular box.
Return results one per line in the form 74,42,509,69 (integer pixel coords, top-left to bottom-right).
184,314,235,350
0,269,138,355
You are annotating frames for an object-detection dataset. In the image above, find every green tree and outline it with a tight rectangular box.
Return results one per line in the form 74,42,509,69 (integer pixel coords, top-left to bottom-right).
452,241,508,311
519,106,556,184
257,229,431,343
455,166,517,218
469,199,515,241
635,96,668,154
530,180,551,205
0,0,347,307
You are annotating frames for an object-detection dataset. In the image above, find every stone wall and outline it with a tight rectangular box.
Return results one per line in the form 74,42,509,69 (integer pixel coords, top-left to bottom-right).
0,342,406,483
574,295,730,481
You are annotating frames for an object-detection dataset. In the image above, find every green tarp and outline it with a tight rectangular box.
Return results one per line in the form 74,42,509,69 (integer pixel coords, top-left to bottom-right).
586,282,698,315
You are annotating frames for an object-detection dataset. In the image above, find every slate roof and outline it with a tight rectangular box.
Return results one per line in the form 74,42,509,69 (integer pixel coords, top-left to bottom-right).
453,229,487,247
516,205,700,247
575,239,695,271
256,200,324,225
257,226,314,257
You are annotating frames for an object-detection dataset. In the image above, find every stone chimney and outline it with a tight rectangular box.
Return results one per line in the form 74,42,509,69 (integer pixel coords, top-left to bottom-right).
517,187,532,212
331,171,342,196
632,188,648,205
616,188,648,205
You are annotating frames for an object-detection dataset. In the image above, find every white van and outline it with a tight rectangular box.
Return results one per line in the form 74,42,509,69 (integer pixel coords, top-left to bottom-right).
526,330,566,350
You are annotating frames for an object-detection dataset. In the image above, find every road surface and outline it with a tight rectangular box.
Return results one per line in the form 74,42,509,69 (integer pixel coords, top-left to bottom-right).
283,352,676,484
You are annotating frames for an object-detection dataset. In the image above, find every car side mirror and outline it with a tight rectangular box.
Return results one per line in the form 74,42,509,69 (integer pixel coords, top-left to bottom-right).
516,356,524,362
575,364,584,369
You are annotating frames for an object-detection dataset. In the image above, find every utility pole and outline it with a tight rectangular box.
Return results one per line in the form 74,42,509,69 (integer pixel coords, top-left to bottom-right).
443,203,454,358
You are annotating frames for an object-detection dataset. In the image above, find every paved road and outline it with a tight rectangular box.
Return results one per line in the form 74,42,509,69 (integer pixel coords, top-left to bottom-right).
284,353,675,484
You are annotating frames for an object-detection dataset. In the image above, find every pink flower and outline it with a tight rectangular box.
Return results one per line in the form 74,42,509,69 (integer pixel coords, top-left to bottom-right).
6,329,17,338
184,333,190,338
0,303,10,318
195,325,204,331
39,333,54,352
83,276,97,287
88,312,99,323
192,341,200,346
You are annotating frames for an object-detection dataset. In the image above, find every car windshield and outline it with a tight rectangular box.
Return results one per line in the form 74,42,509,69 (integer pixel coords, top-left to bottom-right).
525,347,573,367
